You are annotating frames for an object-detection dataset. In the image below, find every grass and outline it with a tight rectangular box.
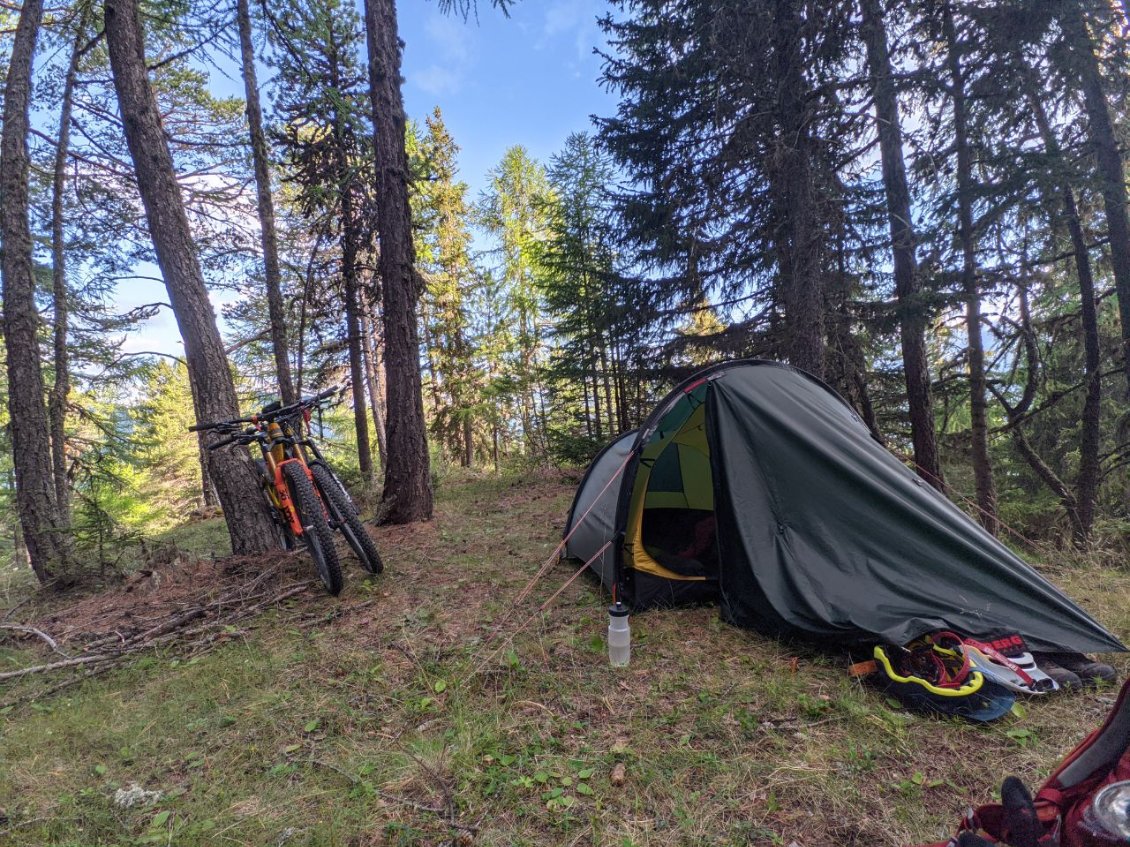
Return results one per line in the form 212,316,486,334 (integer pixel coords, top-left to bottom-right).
1,467,1128,846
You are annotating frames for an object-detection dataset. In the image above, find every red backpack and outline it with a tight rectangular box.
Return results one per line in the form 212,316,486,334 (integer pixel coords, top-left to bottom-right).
919,679,1130,846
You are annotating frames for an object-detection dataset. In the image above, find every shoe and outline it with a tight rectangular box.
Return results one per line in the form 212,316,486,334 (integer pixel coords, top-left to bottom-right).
1029,654,1082,690
1038,651,1118,687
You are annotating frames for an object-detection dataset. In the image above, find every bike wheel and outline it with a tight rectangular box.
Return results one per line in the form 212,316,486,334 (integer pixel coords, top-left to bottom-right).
282,461,343,595
310,462,384,575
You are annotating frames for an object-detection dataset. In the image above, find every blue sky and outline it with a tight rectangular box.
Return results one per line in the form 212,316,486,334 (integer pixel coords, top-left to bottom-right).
117,0,618,358
399,0,617,190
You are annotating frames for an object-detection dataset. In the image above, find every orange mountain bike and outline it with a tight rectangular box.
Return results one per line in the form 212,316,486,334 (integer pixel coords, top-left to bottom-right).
189,386,383,595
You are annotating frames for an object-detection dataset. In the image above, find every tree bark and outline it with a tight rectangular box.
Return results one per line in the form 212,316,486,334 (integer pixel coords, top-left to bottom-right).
104,0,279,554
942,2,997,532
1058,0,1130,396
49,14,90,520
197,433,219,509
1,0,68,584
364,0,433,523
343,240,374,482
361,303,388,469
859,0,944,490
236,0,296,406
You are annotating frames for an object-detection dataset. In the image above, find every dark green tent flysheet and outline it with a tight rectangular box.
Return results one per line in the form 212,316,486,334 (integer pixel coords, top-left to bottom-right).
563,360,1125,654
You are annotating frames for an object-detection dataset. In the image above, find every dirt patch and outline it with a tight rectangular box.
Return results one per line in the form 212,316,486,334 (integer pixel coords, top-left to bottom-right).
30,550,308,647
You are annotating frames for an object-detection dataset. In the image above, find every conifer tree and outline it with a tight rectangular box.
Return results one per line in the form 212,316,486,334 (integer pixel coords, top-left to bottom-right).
478,146,554,455
1,0,68,583
414,110,479,466
270,0,375,480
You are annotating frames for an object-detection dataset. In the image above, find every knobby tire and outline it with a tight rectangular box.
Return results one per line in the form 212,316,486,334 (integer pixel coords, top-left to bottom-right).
310,463,384,575
282,461,343,595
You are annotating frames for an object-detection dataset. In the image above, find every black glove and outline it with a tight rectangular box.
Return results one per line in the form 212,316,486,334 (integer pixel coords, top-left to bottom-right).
999,776,1040,847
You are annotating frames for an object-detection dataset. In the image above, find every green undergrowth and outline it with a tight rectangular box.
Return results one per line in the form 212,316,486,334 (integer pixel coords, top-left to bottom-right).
1,468,1128,846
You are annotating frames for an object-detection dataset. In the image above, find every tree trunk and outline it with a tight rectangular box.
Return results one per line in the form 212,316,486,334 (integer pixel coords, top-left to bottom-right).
197,433,219,509
942,2,996,532
1,0,68,584
599,342,615,436
582,371,593,440
420,305,443,419
236,0,296,405
1058,0,1130,396
769,0,825,378
49,14,89,521
363,0,433,523
343,241,374,482
859,0,943,490
1019,55,1102,545
462,415,473,468
591,358,603,442
105,0,279,554
361,304,388,469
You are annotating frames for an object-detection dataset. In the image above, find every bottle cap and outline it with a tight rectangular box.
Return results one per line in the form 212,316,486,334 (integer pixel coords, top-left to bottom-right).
608,602,629,618
1090,780,1130,840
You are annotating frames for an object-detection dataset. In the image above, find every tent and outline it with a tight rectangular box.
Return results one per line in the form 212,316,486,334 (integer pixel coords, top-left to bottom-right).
563,360,1125,654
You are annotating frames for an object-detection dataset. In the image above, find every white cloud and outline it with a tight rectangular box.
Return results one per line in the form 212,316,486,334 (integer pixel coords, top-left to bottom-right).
409,11,475,96
540,0,601,63
426,13,472,63
414,64,464,96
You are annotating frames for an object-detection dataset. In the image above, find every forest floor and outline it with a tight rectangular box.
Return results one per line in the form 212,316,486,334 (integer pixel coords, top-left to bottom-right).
1,468,1129,847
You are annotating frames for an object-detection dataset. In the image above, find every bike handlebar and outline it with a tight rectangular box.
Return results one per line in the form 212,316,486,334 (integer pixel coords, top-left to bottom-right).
256,386,340,423
188,385,343,433
189,416,254,432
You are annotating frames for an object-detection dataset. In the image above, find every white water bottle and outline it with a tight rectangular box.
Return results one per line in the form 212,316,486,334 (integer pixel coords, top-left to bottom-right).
608,602,631,667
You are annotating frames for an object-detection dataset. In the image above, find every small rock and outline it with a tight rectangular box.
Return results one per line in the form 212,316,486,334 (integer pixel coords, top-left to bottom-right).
610,762,626,786
113,783,163,809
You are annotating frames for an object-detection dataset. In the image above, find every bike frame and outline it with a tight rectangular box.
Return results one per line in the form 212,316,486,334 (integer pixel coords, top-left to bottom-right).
254,414,322,538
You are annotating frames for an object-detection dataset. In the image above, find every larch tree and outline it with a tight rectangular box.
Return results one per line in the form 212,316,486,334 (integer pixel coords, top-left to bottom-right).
415,110,479,467
104,0,281,554
539,132,628,448
478,146,554,456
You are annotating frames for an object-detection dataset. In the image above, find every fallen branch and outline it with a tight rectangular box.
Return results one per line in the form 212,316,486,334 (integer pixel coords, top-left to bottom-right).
0,624,67,656
0,582,313,703
0,654,113,682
